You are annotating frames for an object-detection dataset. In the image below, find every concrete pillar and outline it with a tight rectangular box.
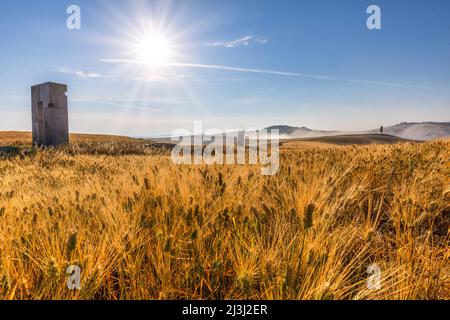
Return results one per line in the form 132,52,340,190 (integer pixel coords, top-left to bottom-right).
31,82,69,146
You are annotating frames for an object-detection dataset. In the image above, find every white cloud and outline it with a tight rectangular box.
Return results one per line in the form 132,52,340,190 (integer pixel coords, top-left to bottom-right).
206,35,268,48
57,67,101,79
71,98,161,112
101,58,422,88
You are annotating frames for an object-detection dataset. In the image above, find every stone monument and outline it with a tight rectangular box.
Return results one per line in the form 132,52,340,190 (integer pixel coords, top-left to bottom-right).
31,82,69,146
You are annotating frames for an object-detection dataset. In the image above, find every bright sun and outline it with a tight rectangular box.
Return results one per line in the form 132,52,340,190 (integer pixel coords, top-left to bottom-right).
136,32,173,66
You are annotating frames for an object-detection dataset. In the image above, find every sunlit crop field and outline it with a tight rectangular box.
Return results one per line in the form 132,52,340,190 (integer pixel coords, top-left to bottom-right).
0,133,448,300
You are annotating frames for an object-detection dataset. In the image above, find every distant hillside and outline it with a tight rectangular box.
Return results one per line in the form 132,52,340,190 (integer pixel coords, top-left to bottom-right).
369,122,450,141
281,134,415,147
265,125,342,139
266,122,450,141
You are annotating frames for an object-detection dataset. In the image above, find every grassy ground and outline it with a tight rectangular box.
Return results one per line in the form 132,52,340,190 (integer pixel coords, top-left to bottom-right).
0,132,448,300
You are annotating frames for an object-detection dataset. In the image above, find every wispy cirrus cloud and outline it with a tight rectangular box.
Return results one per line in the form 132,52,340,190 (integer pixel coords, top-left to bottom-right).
57,67,102,79
100,58,423,89
205,35,268,48
71,97,161,112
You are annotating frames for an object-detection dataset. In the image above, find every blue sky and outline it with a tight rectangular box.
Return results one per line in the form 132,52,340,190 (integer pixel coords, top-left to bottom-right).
0,0,449,136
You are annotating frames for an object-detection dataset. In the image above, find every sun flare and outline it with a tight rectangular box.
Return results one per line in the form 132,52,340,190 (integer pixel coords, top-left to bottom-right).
135,32,174,66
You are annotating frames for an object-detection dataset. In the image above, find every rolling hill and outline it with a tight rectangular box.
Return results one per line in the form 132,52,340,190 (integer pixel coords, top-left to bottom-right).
280,134,415,148
369,122,450,141
266,121,450,141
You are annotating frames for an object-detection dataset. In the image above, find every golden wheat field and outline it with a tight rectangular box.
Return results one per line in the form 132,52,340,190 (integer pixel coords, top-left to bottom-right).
0,132,449,300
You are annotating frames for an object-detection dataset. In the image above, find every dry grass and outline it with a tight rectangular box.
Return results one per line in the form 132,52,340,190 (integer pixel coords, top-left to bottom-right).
0,131,138,145
0,133,448,300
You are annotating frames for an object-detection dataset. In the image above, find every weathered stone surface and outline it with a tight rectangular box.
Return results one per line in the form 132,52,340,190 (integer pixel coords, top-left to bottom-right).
31,82,69,146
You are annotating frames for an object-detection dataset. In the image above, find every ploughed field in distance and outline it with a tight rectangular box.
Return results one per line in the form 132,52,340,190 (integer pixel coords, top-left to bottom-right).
0,131,448,300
